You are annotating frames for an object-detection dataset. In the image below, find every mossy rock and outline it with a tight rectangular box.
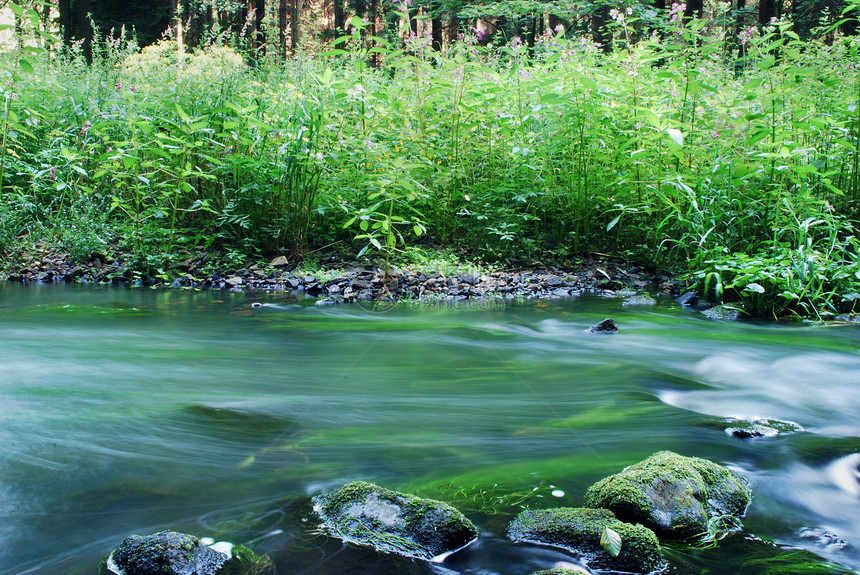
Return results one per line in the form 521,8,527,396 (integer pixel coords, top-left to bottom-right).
312,481,477,561
508,507,664,574
584,451,751,538
109,530,231,575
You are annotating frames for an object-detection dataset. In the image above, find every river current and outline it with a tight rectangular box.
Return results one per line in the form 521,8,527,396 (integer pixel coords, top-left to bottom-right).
1,283,858,575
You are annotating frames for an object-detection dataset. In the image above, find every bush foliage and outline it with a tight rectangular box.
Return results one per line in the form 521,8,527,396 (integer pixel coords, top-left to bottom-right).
1,9,859,318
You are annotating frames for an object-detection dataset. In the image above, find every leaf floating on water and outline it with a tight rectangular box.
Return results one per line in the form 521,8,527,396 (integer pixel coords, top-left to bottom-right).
600,526,622,557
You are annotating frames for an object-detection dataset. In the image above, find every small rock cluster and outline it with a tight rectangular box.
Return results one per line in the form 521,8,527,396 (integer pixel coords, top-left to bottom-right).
104,452,750,575
3,246,673,302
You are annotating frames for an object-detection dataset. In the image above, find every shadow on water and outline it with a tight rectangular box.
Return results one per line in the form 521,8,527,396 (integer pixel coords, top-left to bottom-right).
1,284,859,574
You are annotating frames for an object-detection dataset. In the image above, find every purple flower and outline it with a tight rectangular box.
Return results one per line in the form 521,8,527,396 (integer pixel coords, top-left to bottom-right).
81,120,91,134
11,92,17,100
49,166,56,181
129,85,135,92
115,82,122,90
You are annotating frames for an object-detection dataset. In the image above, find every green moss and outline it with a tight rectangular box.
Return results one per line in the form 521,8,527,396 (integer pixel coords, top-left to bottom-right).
584,451,751,538
112,530,230,575
509,507,664,574
313,481,477,560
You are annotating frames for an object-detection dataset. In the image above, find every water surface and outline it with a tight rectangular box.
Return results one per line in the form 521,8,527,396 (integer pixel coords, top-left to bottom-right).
1,283,858,574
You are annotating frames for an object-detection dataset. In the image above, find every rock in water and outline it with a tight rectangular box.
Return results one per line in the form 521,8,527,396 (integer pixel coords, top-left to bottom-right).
588,318,618,333
109,530,231,575
508,507,663,574
701,304,744,320
584,451,751,538
530,568,592,575
676,291,698,307
312,481,477,560
723,417,803,439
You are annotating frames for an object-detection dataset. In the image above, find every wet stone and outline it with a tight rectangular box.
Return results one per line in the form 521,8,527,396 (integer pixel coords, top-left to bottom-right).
312,481,477,561
724,417,804,439
588,318,618,334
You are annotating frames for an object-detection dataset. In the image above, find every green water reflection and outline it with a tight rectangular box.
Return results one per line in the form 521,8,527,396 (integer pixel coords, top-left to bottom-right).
1,283,859,574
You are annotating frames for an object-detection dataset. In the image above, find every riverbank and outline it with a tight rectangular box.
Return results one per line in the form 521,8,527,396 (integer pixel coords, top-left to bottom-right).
0,243,680,303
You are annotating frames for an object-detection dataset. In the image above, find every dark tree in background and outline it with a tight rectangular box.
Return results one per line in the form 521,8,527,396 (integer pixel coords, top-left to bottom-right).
51,0,860,62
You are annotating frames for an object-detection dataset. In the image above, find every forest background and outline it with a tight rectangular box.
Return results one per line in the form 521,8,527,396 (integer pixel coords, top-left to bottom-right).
0,0,859,318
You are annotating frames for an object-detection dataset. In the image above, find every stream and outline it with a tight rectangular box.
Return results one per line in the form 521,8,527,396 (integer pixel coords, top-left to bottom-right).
1,283,859,575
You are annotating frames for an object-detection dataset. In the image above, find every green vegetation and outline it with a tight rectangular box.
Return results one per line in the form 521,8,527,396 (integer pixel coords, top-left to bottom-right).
1,2,860,318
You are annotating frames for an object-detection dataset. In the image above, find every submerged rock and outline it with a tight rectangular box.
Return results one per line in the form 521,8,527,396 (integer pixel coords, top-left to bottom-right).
530,567,592,575
108,530,235,575
312,481,477,561
584,451,751,538
676,291,698,307
587,318,618,333
509,507,664,574
724,417,804,439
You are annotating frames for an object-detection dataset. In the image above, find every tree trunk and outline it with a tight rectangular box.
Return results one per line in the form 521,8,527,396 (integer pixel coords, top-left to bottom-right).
74,0,92,63
735,0,747,58
247,0,257,55
333,0,344,35
369,0,380,65
431,16,442,51
684,0,703,19
758,0,775,26
591,5,611,52
290,0,301,54
255,0,266,59
279,0,288,57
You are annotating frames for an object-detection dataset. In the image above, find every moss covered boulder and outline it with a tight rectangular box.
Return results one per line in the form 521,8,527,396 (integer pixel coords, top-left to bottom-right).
312,481,477,560
107,530,236,575
508,507,664,574
584,451,751,538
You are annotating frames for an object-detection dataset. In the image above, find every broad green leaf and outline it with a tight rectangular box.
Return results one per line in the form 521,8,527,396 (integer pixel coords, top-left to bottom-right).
606,214,622,232
18,58,34,74
745,283,765,294
667,128,683,147
600,527,622,557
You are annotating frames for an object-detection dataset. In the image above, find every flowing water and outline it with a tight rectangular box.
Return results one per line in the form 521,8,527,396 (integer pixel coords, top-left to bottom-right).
1,283,859,575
